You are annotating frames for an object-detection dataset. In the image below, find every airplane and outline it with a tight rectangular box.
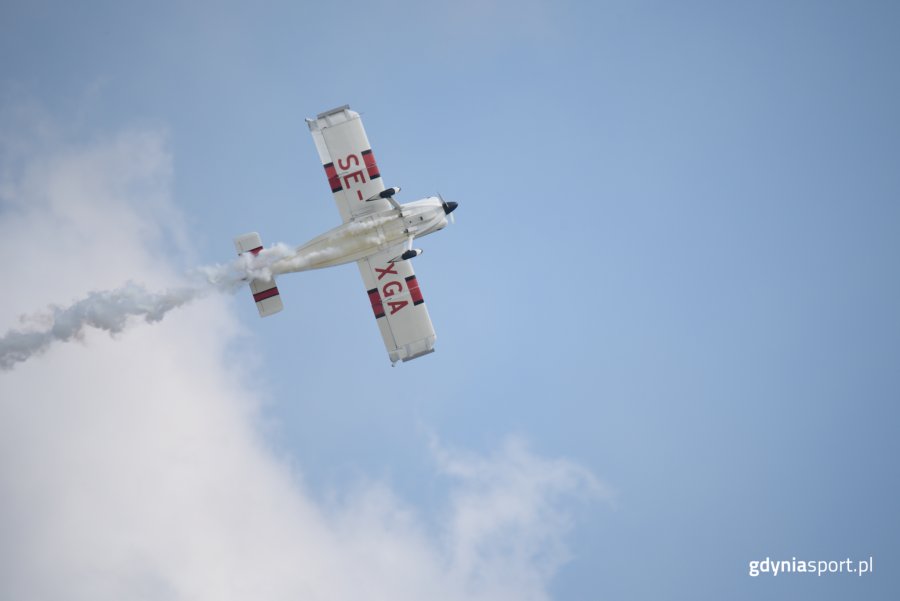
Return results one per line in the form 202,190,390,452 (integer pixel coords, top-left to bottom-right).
233,105,458,365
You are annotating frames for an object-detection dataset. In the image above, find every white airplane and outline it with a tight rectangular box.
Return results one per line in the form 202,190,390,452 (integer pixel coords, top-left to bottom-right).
234,105,458,365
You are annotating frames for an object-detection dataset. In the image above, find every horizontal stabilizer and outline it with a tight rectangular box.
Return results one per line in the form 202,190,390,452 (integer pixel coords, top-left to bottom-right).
234,232,283,317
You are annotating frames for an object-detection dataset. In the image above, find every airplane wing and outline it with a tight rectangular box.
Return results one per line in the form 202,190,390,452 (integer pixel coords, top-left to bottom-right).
358,246,436,364
309,105,436,364
307,105,390,223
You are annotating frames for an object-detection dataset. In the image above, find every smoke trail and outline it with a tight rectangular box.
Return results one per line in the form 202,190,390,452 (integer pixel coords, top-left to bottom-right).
197,243,296,292
0,244,296,371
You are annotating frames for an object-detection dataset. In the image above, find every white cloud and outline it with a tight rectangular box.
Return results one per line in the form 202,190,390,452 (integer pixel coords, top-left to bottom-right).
0,122,606,600
434,437,607,596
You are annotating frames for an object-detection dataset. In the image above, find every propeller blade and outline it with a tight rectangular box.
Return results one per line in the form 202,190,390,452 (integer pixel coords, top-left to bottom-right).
438,192,457,223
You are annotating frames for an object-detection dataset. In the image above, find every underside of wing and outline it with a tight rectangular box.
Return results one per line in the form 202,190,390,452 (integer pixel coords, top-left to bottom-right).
358,246,436,364
307,105,390,223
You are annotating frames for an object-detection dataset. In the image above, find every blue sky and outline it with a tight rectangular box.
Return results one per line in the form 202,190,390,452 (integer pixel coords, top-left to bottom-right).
1,1,898,599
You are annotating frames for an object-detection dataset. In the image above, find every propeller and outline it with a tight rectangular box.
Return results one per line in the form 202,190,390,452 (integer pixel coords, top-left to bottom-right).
439,192,458,224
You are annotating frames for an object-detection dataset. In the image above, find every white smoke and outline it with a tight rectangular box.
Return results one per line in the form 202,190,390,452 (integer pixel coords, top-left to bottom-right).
198,242,298,289
0,283,195,370
0,243,298,371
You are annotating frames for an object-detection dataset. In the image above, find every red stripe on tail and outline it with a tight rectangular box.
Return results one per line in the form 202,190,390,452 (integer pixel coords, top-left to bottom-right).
253,287,280,303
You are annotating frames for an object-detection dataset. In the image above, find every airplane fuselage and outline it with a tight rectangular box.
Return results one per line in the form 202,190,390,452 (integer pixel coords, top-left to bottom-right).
270,197,449,276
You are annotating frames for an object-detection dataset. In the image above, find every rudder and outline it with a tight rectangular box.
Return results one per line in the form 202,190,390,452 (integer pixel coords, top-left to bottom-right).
234,232,283,317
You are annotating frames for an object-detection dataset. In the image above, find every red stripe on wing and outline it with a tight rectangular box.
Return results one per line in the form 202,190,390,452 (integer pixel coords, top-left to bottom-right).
405,275,424,305
367,288,386,319
324,162,342,192
362,149,380,180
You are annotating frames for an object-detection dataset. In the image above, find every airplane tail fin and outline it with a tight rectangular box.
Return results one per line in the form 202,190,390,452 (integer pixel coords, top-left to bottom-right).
234,232,283,317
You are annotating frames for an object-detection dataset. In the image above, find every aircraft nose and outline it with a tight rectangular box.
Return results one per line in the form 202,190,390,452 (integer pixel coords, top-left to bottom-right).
443,201,458,215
